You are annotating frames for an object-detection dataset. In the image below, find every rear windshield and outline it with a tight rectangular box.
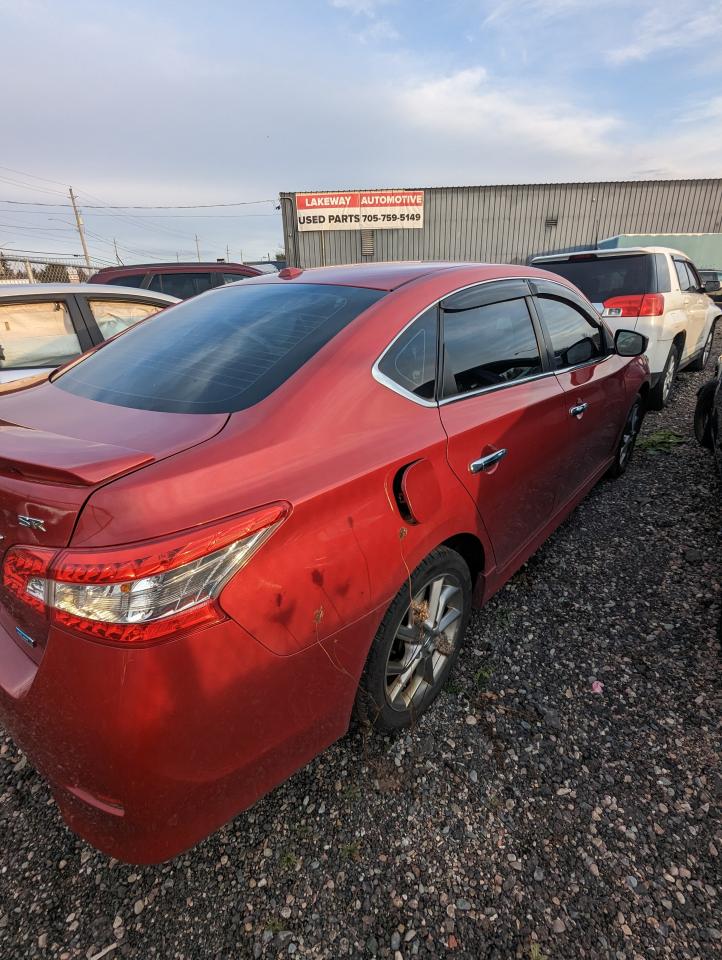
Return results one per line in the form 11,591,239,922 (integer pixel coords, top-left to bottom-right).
538,254,661,303
56,283,384,413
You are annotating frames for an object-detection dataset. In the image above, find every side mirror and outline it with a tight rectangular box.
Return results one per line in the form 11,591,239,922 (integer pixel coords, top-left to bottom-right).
615,329,648,357
704,279,721,293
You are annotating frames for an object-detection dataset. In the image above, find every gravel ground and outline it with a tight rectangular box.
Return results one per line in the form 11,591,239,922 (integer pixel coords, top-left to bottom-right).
1,340,720,960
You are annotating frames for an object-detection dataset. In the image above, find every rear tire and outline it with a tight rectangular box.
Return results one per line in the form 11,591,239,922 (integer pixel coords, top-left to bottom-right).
355,546,472,732
607,395,643,478
649,343,680,410
688,322,716,372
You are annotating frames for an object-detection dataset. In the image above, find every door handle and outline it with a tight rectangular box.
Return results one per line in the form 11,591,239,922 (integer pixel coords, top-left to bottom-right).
469,448,507,474
569,402,589,418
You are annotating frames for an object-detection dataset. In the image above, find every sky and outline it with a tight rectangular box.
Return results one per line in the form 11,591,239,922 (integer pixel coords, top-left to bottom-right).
1,0,721,265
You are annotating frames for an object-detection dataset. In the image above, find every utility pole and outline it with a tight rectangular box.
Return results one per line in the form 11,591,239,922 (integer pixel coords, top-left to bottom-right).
113,238,122,265
195,235,201,262
226,244,230,263
69,187,91,268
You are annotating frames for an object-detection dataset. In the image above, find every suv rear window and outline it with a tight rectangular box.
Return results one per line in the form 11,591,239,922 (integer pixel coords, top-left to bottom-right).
55,283,385,413
537,254,664,303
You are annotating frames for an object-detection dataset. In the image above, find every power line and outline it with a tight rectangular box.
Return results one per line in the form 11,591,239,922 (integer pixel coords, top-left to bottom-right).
0,197,276,209
0,164,70,187
0,206,278,219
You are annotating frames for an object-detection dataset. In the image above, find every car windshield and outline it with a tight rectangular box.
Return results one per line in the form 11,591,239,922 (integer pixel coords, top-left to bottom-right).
538,254,656,303
56,282,385,413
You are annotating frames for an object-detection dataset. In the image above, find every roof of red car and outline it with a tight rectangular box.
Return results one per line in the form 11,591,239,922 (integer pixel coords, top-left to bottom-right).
256,261,560,291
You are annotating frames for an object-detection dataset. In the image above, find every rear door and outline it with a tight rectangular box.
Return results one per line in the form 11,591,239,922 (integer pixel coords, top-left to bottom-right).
530,280,627,499
438,280,567,571
0,294,92,382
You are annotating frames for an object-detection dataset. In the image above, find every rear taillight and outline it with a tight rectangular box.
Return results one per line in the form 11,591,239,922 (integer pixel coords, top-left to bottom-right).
2,503,289,645
602,294,664,318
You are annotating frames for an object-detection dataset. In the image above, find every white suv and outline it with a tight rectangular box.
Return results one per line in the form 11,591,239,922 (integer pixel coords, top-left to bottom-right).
531,247,722,408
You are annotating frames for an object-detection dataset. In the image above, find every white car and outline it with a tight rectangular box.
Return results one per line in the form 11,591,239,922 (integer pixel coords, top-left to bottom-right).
0,283,178,385
531,247,722,408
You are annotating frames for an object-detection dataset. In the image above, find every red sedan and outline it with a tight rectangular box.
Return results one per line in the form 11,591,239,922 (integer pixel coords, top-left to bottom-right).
0,262,649,862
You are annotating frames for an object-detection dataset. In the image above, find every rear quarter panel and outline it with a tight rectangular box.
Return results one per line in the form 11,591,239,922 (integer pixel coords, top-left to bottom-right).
70,275,496,658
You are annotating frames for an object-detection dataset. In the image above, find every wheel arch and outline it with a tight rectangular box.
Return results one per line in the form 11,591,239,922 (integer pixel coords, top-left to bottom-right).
440,532,486,604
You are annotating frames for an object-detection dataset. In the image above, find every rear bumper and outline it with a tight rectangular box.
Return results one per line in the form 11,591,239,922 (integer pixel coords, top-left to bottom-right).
0,609,376,863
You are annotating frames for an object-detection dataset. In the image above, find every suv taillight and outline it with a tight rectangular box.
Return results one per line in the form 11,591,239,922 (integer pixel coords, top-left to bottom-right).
602,294,664,318
2,503,289,645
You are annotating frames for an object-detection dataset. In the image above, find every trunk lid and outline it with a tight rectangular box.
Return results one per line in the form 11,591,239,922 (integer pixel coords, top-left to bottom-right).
0,380,228,660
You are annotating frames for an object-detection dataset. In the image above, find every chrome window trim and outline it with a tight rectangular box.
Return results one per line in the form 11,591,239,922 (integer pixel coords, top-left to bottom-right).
371,276,606,407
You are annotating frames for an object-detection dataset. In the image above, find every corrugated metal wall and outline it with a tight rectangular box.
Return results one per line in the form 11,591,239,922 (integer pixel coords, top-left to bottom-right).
280,180,722,268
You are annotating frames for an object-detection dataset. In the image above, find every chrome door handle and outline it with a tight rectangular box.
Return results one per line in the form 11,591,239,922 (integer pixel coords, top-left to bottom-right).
469,448,507,474
570,402,589,418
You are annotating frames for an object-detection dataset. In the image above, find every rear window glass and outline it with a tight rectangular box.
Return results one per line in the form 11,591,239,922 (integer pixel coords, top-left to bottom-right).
538,255,657,303
55,283,385,413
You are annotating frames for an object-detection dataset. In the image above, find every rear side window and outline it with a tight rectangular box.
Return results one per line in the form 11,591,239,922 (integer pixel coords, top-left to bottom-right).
377,306,437,400
535,297,603,369
56,283,385,413
0,300,81,369
442,298,542,398
148,272,214,299
102,274,145,288
222,273,251,285
538,255,656,303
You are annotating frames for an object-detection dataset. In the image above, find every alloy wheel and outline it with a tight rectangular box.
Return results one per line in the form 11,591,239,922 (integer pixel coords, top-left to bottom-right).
662,352,678,403
702,329,713,368
619,402,641,468
385,574,463,712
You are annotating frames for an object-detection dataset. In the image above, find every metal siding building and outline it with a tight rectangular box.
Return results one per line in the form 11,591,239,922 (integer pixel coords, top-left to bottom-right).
280,179,722,268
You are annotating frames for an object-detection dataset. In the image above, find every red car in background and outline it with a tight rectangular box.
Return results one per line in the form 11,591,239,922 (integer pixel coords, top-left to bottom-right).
89,260,261,299
0,262,648,862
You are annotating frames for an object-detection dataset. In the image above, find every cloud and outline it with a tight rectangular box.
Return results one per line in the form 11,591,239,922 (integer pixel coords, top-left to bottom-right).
608,3,722,64
394,67,619,162
331,0,397,42
330,0,393,15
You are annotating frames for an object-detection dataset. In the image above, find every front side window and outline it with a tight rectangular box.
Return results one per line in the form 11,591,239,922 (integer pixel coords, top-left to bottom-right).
442,298,542,398
685,261,702,290
56,283,385,413
674,259,694,293
535,297,604,369
0,300,80,369
88,299,165,339
377,306,437,400
148,272,214,299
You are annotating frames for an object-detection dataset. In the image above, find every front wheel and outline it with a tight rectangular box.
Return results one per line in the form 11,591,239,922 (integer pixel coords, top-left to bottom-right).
355,546,472,732
607,395,643,478
649,343,680,410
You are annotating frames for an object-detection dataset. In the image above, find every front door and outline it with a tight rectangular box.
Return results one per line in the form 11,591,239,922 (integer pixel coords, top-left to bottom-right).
532,286,627,499
438,283,568,571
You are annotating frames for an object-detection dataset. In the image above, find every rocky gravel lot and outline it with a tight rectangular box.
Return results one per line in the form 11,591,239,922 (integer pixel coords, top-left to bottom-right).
1,339,721,960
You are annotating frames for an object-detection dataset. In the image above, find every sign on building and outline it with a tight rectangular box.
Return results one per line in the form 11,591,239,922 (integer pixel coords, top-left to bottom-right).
296,190,424,232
